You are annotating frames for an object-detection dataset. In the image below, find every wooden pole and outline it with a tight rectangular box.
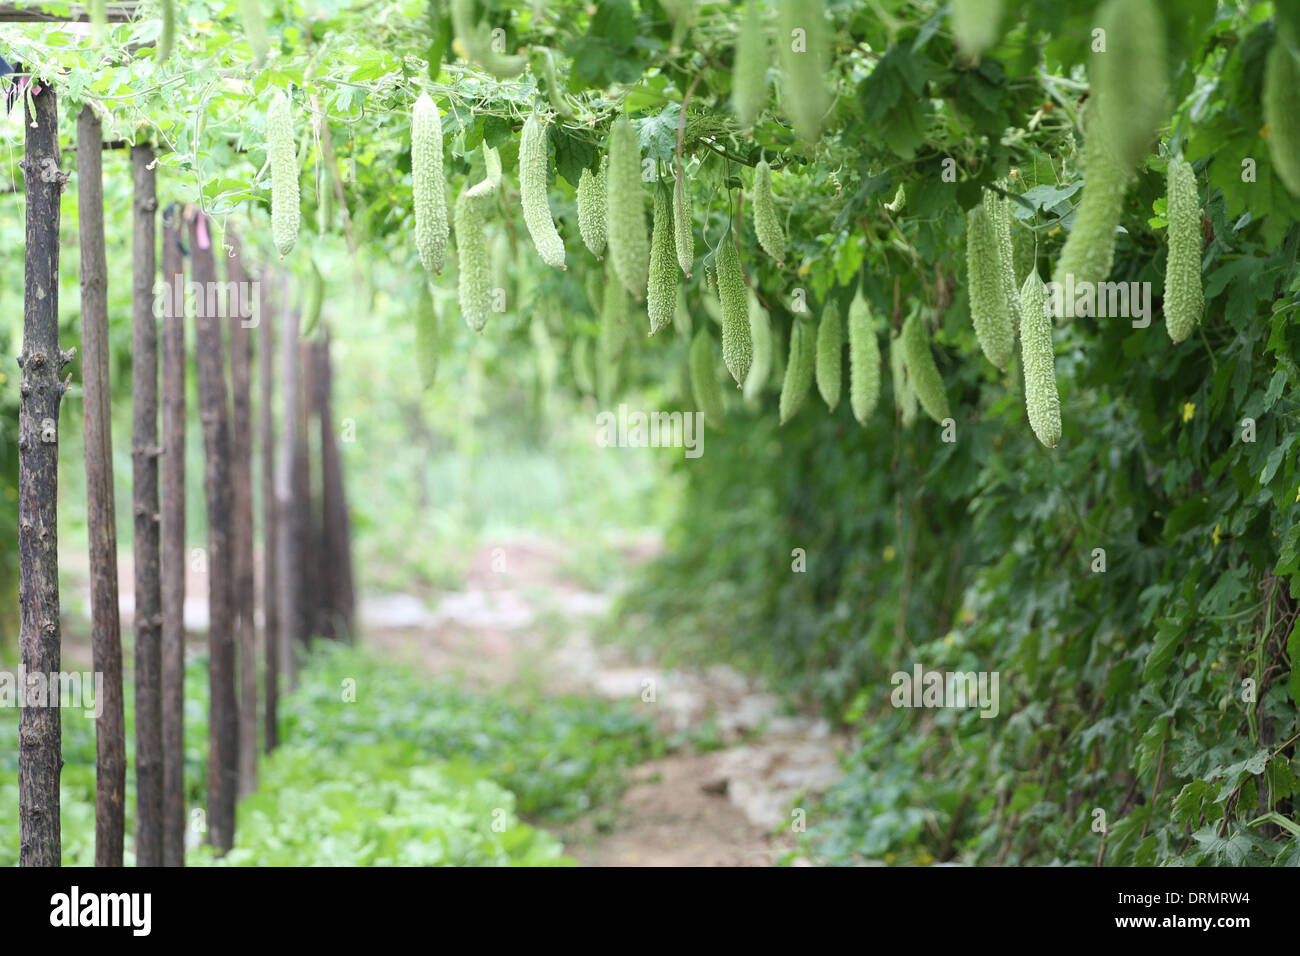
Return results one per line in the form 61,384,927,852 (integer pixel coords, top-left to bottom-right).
159,203,187,867
130,143,164,867
78,103,125,869
259,278,279,752
18,81,71,869
226,233,258,798
315,336,355,639
189,209,238,854
276,277,301,691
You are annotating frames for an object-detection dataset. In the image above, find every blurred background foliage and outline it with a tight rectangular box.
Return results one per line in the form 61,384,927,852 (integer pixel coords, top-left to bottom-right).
0,0,1297,866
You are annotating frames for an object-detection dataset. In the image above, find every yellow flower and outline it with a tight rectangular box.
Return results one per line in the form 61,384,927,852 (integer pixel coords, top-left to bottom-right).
882,545,896,562
884,852,895,864
917,850,934,865
1182,402,1195,422
1212,523,1221,547
797,261,811,277
452,37,469,59
1294,486,1300,503
944,632,956,647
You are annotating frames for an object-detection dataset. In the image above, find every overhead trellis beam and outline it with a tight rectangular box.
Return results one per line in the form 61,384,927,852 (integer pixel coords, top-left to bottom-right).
0,2,140,23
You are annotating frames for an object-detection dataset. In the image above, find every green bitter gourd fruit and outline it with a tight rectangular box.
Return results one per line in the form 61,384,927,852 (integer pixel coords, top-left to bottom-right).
412,93,448,274
752,160,785,266
732,0,768,128
715,234,752,386
1163,155,1203,344
1019,272,1061,449
606,118,650,300
848,290,881,425
690,329,726,430
647,183,679,337
577,161,607,258
901,312,949,423
814,301,841,411
519,114,566,269
779,320,814,424
267,90,300,258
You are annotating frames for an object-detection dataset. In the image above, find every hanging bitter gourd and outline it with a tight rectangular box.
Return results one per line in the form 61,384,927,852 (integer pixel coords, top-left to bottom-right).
412,93,448,274
577,161,607,258
156,0,175,64
814,301,841,411
951,0,1002,59
415,278,440,390
966,203,1013,369
743,291,771,403
779,321,814,425
267,90,300,258
890,329,917,428
240,0,270,67
1163,155,1203,344
606,118,650,300
1052,117,1132,293
715,233,752,386
1019,273,1061,449
455,189,491,332
690,329,726,430
901,312,949,423
848,290,880,425
647,183,679,337
673,170,694,277
1090,0,1168,172
1265,27,1300,198
732,0,768,128
752,160,785,267
519,114,566,269
777,0,829,146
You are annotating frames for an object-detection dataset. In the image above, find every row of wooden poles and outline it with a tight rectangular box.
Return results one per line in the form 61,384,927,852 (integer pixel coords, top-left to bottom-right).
16,84,355,867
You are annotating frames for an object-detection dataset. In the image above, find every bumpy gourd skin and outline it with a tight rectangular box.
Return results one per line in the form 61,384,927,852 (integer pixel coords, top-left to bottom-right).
779,321,814,425
744,293,772,401
777,0,829,146
815,302,842,411
890,329,917,428
966,204,1013,369
673,172,694,276
1090,0,1168,172
848,291,881,425
988,188,1023,347
268,90,300,258
1052,124,1132,293
415,279,439,390
606,118,650,299
951,0,1002,59
1264,29,1300,198
715,236,753,387
646,185,679,337
454,190,491,332
732,0,768,128
1164,155,1204,344
240,0,270,66
752,160,785,266
1019,273,1061,449
412,93,448,274
690,329,726,430
519,115,566,269
902,312,950,424
578,163,607,258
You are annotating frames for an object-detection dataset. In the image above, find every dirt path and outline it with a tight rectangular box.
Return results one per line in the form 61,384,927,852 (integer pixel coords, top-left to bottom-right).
362,533,846,867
